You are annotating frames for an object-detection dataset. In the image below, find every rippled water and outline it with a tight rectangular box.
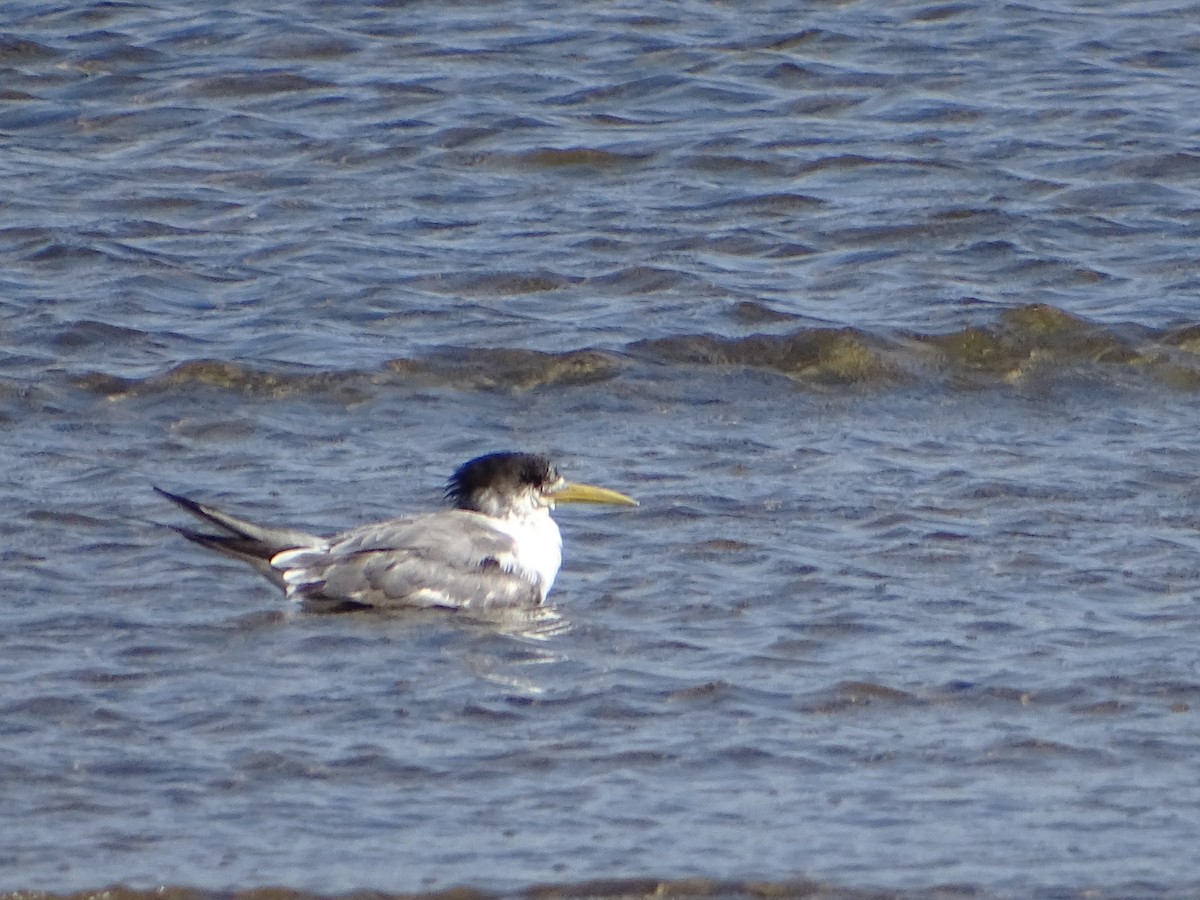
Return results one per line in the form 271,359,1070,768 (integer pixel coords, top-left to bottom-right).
4,1,1200,897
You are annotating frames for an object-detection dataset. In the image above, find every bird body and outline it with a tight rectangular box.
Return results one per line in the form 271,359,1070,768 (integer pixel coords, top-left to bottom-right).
157,452,636,613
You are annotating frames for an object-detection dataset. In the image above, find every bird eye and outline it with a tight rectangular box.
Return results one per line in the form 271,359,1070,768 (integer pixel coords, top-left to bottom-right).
522,459,556,487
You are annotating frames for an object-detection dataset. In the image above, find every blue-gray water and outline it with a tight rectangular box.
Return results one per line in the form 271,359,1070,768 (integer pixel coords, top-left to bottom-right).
4,1,1200,897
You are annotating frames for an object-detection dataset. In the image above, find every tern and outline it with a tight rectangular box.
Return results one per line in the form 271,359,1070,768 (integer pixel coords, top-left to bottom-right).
156,451,638,613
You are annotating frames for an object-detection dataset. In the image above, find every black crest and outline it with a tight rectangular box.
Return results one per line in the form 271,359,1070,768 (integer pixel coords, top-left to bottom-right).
445,452,559,511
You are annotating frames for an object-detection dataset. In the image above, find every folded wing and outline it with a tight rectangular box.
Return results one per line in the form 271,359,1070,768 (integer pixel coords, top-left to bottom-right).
154,486,324,588
271,510,542,612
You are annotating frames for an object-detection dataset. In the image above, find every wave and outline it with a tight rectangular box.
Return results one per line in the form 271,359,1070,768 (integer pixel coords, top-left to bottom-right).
71,304,1200,399
4,874,1190,899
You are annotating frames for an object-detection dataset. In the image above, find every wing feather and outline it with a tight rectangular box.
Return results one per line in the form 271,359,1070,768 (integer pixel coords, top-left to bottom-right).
270,510,541,611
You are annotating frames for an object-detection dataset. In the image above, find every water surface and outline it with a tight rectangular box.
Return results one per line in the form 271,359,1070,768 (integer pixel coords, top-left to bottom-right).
3,1,1200,897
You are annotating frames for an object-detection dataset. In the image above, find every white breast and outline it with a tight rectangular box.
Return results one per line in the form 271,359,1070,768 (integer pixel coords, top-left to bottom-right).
488,509,563,601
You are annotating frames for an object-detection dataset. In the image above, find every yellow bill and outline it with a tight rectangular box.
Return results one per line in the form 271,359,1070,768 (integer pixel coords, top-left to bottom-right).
554,480,639,506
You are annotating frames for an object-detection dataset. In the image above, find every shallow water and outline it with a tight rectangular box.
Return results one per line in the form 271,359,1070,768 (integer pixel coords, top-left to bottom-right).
4,1,1200,897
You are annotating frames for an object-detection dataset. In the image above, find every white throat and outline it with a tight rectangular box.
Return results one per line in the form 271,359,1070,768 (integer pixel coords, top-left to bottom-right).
489,506,563,601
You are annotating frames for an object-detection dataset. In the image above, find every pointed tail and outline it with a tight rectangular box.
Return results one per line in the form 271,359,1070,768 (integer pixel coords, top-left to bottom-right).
154,487,324,587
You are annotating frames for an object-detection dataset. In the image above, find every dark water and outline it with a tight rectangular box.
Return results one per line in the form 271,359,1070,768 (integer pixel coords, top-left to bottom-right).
4,1,1200,897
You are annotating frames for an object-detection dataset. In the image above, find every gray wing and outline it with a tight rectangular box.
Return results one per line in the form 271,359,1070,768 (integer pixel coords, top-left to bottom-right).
155,486,324,588
270,510,542,612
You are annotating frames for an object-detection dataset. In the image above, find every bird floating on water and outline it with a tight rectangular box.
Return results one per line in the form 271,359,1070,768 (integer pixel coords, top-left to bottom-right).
156,451,638,613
